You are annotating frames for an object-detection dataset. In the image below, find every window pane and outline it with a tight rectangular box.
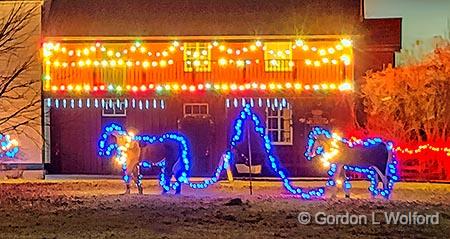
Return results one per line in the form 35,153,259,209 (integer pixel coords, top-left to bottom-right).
281,131,291,143
103,108,114,115
200,105,207,114
115,107,125,115
281,118,291,130
269,130,279,142
185,105,192,114
192,105,200,114
268,118,278,129
267,109,277,116
282,109,291,118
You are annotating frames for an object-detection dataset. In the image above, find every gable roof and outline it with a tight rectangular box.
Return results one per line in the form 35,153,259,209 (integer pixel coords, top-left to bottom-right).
43,0,362,37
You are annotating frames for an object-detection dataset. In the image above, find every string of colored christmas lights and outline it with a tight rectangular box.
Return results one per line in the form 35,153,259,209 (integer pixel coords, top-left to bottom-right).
395,144,450,156
47,82,353,95
304,127,399,199
226,97,289,110
46,97,292,111
0,134,19,160
46,98,165,110
98,104,324,199
42,58,348,69
42,39,353,92
42,38,353,67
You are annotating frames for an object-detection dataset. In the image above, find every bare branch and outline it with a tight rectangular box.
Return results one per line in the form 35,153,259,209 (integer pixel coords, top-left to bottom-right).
0,3,41,140
0,3,39,56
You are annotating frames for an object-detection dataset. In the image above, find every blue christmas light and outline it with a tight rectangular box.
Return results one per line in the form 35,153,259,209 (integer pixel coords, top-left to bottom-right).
97,123,232,192
0,133,19,160
97,104,324,199
304,126,399,199
229,104,324,199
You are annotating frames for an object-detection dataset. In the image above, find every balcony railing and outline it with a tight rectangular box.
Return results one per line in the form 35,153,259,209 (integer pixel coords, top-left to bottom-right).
44,60,352,91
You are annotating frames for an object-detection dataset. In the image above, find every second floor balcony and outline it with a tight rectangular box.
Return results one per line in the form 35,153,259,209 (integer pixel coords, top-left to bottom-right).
42,39,354,95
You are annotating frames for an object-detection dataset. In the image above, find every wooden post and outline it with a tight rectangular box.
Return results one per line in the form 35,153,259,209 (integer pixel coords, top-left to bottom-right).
247,124,253,195
224,97,233,182
223,152,233,182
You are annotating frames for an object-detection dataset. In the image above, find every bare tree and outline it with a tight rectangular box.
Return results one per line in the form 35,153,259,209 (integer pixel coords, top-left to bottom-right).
0,3,41,143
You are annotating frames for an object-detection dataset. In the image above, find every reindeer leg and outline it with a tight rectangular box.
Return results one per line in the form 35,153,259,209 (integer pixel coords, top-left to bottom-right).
381,184,390,199
367,167,379,198
137,177,143,195
340,165,357,198
327,177,337,198
122,164,131,195
382,144,396,199
381,175,391,199
335,165,352,199
336,165,345,198
133,164,143,195
379,173,390,200
371,166,391,199
343,176,352,198
327,163,340,198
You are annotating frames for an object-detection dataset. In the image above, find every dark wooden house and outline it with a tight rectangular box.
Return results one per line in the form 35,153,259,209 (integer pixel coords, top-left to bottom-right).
42,0,401,176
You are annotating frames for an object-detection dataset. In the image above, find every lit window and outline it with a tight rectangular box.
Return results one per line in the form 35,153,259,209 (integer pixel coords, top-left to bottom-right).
183,43,211,72
266,107,293,145
102,100,126,117
264,42,293,72
183,103,209,116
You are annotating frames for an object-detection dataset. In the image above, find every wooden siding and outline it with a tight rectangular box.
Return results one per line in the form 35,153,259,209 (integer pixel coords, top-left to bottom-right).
48,95,354,176
361,18,402,51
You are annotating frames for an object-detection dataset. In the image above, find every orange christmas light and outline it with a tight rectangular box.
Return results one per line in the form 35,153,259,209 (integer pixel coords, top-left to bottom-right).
395,144,450,156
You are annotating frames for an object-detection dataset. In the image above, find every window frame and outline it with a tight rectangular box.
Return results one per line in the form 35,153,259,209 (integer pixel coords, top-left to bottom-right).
263,42,293,72
183,103,209,117
102,99,127,117
183,42,211,73
265,107,293,145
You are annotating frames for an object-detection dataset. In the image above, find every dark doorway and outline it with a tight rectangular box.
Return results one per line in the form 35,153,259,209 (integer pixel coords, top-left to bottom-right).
178,116,215,177
47,107,125,175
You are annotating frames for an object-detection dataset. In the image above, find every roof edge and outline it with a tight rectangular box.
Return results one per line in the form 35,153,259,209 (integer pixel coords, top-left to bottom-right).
44,34,360,43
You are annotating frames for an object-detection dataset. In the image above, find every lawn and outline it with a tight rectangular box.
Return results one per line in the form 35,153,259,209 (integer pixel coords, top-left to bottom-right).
0,179,449,238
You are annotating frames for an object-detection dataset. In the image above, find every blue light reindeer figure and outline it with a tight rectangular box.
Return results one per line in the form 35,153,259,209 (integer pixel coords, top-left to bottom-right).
304,127,399,199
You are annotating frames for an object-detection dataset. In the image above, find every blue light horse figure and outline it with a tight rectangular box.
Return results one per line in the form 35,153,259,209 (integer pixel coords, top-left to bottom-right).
98,124,231,194
97,104,325,199
304,127,399,199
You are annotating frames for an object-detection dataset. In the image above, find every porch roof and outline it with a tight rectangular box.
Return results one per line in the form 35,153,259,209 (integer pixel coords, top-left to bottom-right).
43,0,362,37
